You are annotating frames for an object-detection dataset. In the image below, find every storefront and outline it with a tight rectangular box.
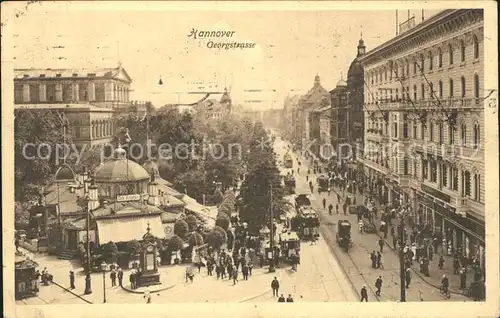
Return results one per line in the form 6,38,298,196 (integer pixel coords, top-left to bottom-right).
416,192,435,228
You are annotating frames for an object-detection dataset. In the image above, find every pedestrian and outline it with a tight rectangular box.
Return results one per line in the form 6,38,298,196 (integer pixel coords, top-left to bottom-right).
453,257,460,275
322,198,326,210
390,226,395,237
306,175,309,182
428,245,434,261
378,239,385,253
376,251,382,269
336,203,339,214
405,268,412,288
117,267,123,287
441,274,450,296
248,261,254,276
144,289,152,303
328,203,333,215
459,267,467,289
360,285,368,302
375,276,383,296
130,270,137,290
110,269,117,287
242,264,249,280
216,264,221,279
438,255,445,269
278,294,286,302
370,251,377,268
207,261,213,276
271,277,280,297
286,294,294,302
343,204,347,216
227,262,234,280
232,268,239,285
69,271,75,289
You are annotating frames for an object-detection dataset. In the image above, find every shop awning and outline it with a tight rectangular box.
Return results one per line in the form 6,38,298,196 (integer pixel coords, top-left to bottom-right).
96,215,165,244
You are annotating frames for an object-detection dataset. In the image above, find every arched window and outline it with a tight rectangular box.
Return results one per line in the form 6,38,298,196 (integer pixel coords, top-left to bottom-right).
406,63,410,77
413,121,418,138
438,122,444,144
421,83,425,100
461,122,467,146
384,68,387,81
420,54,424,72
438,81,443,98
442,163,448,187
429,122,434,141
474,173,481,201
448,44,454,65
438,48,443,67
473,35,479,59
413,85,417,101
460,40,466,62
448,123,455,145
473,122,480,149
394,63,399,77
428,51,433,70
461,76,466,97
474,74,480,101
429,82,434,99
449,78,454,97
413,60,417,74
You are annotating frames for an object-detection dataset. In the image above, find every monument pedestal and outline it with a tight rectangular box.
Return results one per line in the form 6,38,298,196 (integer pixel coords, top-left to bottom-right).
137,272,161,288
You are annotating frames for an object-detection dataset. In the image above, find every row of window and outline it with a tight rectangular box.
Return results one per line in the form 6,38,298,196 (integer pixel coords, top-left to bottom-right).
365,154,482,203
368,34,480,85
367,74,481,104
14,82,130,103
367,118,481,149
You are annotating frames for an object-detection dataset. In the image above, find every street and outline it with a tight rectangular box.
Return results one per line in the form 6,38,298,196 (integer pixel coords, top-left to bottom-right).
273,137,470,302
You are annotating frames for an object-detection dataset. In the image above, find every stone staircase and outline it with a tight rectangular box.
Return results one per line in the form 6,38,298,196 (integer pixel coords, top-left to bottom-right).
57,250,77,260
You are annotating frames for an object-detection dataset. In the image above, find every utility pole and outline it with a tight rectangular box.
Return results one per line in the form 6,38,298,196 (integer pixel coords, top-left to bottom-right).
269,180,276,272
399,212,406,302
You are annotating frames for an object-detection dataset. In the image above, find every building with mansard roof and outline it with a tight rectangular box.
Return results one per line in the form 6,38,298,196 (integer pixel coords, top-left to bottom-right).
359,9,484,265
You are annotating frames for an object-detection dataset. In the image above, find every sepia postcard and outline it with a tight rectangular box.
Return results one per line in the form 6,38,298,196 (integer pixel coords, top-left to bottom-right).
2,1,498,317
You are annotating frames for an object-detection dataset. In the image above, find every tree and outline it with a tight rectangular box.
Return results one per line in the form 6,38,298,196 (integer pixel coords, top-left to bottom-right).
187,232,204,247
206,228,227,250
238,123,288,233
212,225,227,242
215,213,231,231
102,241,119,263
14,109,69,202
126,240,142,256
174,219,189,239
167,235,185,251
185,215,198,232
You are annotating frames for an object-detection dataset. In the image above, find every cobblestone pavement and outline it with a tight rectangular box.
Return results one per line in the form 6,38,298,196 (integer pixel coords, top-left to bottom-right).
274,139,470,302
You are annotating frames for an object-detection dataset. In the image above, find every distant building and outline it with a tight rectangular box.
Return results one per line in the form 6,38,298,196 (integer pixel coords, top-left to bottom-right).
295,75,331,152
196,88,232,120
330,79,348,158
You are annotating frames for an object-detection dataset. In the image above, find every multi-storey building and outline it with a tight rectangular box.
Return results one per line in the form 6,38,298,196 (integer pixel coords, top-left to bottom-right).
359,9,484,263
330,79,348,158
13,63,133,147
294,75,330,156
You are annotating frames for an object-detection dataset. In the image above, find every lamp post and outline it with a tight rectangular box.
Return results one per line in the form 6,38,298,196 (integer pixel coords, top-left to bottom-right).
268,181,276,273
84,194,92,295
398,206,409,302
100,261,108,303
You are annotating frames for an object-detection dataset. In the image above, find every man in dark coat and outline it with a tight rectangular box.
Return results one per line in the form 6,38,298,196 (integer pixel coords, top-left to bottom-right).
375,276,383,296
286,294,294,302
370,251,377,268
69,271,75,289
277,294,286,302
271,277,280,297
378,239,385,253
117,268,123,287
360,285,368,302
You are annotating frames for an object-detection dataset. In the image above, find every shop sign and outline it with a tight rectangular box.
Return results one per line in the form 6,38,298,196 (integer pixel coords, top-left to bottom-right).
421,184,451,203
116,194,141,202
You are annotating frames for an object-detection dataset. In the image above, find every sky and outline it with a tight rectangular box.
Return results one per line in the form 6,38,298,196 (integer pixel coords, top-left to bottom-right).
10,3,443,109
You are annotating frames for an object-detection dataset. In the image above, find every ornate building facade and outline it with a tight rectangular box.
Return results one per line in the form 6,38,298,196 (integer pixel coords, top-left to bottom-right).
13,64,134,147
359,9,484,262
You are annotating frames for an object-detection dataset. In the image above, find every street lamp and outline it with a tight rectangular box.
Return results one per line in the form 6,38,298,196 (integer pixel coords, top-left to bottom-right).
100,261,108,303
268,181,276,273
84,194,92,295
397,205,411,302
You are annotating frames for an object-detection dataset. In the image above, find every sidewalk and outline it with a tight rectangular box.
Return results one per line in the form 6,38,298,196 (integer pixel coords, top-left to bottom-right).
347,185,476,297
290,151,470,301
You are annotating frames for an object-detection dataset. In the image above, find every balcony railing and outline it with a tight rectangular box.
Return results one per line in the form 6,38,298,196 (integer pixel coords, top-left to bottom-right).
365,98,482,111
